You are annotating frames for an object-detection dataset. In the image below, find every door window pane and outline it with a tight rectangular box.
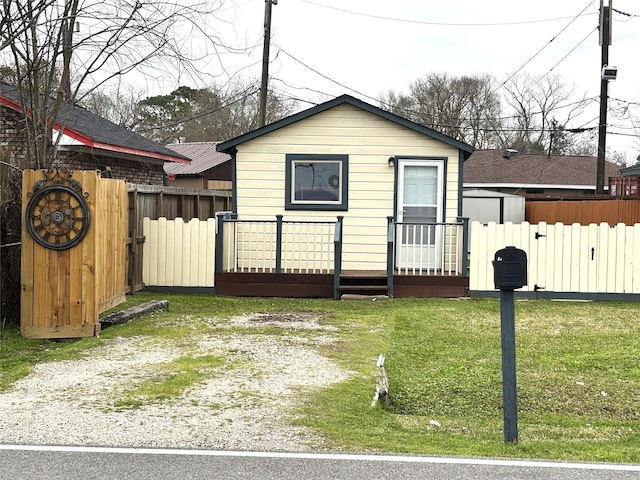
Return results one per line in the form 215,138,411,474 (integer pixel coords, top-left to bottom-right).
403,166,437,205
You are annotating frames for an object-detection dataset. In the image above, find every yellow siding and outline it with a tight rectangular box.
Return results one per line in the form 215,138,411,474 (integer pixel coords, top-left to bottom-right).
236,104,461,271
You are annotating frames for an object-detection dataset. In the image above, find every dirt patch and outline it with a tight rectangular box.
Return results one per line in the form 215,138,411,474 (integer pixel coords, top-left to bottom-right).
0,312,352,451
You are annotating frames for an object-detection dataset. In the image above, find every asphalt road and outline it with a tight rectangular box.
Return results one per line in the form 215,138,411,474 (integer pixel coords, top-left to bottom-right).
2,446,640,480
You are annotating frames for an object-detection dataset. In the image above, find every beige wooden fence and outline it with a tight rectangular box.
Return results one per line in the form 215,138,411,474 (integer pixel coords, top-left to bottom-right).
469,221,640,298
143,217,336,287
142,217,216,287
127,185,231,292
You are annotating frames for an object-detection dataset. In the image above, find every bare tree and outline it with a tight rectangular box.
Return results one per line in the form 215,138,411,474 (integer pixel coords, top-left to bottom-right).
0,0,238,169
80,85,143,129
379,72,504,149
0,0,240,324
499,73,592,155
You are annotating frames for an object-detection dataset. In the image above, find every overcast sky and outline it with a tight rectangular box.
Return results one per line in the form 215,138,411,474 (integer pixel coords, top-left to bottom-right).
150,0,640,160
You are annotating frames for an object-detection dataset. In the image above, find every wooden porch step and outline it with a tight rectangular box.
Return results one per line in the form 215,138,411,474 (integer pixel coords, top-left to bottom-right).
339,274,387,284
337,285,387,292
338,273,388,296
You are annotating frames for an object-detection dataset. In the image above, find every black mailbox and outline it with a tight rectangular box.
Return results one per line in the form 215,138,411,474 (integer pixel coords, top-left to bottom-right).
493,246,527,289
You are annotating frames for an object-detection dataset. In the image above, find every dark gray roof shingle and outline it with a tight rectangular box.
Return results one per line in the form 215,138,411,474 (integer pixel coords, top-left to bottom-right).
464,149,621,187
0,81,189,163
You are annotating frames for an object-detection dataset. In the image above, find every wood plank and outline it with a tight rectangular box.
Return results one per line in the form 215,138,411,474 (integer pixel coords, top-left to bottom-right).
550,223,561,292
99,293,126,314
597,223,609,293
393,275,469,287
173,217,184,286
81,170,98,329
633,225,640,294
181,218,192,285
58,249,71,326
32,242,48,328
21,324,98,339
568,223,580,292
205,218,216,287
197,219,209,286
189,218,200,286
468,221,483,291
147,217,159,286
518,222,531,291
614,223,626,293
536,222,547,292
157,217,167,285
165,219,175,286
216,272,333,284
142,217,151,284
215,273,334,297
20,169,36,334
622,225,635,293
487,222,499,289
587,223,598,293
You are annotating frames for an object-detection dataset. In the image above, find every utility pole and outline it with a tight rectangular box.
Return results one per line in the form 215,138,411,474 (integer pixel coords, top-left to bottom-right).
596,0,612,194
259,0,277,127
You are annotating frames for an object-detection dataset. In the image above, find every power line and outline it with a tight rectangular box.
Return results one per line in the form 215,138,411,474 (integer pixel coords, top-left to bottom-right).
530,26,598,87
273,48,628,137
611,7,638,18
274,46,381,104
135,87,259,133
300,0,597,26
493,1,594,94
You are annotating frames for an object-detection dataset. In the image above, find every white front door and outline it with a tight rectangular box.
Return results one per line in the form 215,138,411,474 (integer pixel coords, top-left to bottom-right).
396,160,444,270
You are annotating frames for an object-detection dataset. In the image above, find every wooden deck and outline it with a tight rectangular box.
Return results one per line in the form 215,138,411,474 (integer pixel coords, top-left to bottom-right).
215,272,469,298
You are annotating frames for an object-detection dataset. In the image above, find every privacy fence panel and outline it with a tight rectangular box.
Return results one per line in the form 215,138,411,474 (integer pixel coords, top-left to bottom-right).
142,217,216,287
21,169,127,338
526,199,640,225
469,221,640,299
127,185,231,293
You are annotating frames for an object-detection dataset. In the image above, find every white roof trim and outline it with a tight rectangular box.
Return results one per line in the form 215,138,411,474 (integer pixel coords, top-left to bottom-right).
52,130,83,146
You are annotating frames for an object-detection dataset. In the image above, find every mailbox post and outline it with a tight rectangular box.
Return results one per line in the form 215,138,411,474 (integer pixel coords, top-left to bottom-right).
493,246,527,444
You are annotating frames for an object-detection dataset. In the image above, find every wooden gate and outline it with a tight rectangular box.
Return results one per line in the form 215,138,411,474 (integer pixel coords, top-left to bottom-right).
469,221,640,299
126,185,232,293
21,169,128,338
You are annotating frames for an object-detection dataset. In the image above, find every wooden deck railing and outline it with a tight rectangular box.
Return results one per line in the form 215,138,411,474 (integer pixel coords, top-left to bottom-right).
387,216,469,279
215,214,343,275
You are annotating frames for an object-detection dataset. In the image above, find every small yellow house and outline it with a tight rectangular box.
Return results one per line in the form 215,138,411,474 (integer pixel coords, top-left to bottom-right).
215,94,474,298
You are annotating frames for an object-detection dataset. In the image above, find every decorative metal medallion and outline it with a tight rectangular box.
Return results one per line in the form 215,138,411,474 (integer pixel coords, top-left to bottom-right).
25,169,90,250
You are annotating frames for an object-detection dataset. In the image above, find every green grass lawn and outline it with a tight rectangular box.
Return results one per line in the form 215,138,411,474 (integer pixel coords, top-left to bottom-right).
1,293,639,463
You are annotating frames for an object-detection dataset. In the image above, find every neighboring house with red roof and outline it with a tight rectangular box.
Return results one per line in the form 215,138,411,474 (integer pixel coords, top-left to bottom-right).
463,149,621,196
164,142,231,190
0,81,190,185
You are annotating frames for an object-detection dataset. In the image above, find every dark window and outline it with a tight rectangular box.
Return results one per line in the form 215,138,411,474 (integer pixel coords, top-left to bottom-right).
285,154,348,210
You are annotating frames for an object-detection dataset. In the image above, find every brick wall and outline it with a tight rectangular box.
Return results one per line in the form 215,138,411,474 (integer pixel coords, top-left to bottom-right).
0,106,28,168
59,150,165,185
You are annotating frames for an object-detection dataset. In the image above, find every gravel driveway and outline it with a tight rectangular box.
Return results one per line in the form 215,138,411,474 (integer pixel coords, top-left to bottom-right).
0,312,353,451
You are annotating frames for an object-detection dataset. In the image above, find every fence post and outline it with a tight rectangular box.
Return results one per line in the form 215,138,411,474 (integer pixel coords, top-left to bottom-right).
275,214,283,273
458,216,470,276
215,212,225,274
333,216,344,299
386,216,395,298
